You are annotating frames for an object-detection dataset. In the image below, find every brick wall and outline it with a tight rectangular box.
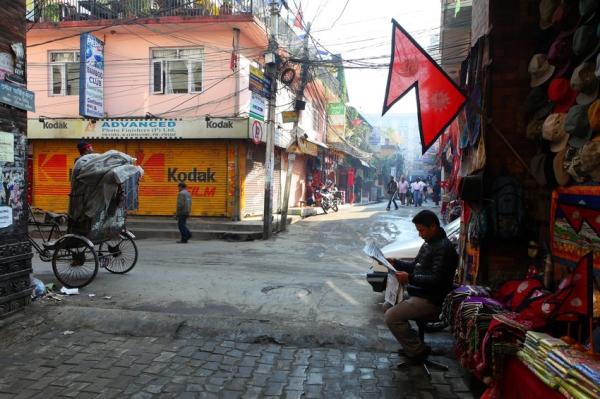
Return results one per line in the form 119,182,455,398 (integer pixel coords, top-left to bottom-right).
0,0,33,318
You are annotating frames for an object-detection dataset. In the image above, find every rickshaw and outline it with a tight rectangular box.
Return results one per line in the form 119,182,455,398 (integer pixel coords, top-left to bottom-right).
28,150,143,289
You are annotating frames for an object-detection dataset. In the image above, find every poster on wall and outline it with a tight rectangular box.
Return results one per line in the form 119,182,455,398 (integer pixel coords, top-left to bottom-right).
0,132,14,162
550,185,600,277
79,33,104,119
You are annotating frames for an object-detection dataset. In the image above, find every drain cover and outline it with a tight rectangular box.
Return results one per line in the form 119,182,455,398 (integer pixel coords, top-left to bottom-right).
261,286,310,298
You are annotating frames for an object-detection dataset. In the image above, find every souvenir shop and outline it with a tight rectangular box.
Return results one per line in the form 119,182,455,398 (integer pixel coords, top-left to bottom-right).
437,3,600,397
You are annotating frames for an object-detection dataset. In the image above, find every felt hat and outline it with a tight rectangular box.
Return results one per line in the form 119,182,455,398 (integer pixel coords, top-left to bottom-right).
580,0,599,24
77,141,92,153
565,103,593,147
553,145,572,186
531,153,548,186
547,37,573,78
540,0,562,29
543,113,570,152
529,54,555,87
588,99,600,131
572,24,600,60
553,0,582,38
563,146,591,183
545,151,559,189
526,119,545,141
581,135,600,181
525,86,555,119
548,78,578,113
570,61,599,104
178,182,187,188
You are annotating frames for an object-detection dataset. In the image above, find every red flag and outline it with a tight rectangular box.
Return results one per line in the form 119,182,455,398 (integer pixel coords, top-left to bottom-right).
555,199,600,236
294,5,304,29
548,251,594,322
383,19,468,154
230,37,237,71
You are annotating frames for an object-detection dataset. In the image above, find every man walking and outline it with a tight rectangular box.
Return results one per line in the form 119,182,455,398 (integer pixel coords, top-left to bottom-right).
175,182,192,243
386,176,399,211
397,176,409,206
411,177,424,207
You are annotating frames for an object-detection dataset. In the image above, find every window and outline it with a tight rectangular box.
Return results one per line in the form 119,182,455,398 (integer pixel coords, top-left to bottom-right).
50,51,80,96
312,108,321,133
152,48,203,94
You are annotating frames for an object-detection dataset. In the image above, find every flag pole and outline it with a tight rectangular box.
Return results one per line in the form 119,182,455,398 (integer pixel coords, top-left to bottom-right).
467,98,534,178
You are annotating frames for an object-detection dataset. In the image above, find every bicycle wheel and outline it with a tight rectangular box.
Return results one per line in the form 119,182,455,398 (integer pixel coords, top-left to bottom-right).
52,235,99,288
98,233,138,274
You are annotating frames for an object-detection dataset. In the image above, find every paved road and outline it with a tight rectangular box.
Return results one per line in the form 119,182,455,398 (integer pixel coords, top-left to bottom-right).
0,202,476,398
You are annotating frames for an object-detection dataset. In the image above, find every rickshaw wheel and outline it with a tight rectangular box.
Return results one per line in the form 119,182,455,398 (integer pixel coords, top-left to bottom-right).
52,236,99,288
98,233,138,274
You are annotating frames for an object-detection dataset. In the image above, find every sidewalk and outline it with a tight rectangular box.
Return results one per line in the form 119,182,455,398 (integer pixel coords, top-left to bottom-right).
0,306,475,399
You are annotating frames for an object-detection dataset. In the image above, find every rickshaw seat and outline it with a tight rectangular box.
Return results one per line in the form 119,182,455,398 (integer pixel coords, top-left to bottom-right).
44,211,67,225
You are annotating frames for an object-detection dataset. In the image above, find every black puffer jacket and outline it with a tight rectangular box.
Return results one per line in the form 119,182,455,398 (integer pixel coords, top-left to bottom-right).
392,228,458,306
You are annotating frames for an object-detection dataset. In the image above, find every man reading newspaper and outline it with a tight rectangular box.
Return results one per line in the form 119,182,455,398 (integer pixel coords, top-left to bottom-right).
382,210,458,362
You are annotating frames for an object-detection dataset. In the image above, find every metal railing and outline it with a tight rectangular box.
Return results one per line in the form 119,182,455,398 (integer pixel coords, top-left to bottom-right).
29,0,257,23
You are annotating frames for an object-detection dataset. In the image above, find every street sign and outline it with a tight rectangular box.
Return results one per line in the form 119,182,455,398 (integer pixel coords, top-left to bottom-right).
252,120,263,144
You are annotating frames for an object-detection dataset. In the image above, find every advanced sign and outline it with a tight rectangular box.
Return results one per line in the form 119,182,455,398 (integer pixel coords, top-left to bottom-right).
79,33,104,119
28,118,252,140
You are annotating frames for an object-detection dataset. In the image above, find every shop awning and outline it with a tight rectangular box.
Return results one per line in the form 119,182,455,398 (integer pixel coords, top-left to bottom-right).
306,137,328,149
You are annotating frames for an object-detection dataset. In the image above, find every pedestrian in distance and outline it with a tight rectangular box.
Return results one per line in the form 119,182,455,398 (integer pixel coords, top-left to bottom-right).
175,182,192,243
397,176,409,206
386,175,399,211
432,181,441,207
411,177,424,207
383,210,458,362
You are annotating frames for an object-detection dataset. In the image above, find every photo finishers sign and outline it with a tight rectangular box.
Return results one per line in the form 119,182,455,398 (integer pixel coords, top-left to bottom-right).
252,120,263,145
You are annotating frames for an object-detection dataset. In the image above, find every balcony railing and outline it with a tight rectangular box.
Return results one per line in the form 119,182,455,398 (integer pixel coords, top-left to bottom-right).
29,0,258,23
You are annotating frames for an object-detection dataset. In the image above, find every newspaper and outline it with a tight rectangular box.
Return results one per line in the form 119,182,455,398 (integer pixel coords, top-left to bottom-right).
363,242,397,272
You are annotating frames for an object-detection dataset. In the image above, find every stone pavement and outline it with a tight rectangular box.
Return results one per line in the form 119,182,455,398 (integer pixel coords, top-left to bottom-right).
0,325,475,399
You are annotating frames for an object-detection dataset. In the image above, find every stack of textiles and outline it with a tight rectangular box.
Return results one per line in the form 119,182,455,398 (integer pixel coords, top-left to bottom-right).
518,331,600,398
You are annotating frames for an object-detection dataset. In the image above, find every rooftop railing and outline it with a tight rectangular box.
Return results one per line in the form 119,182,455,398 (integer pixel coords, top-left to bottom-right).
28,0,258,23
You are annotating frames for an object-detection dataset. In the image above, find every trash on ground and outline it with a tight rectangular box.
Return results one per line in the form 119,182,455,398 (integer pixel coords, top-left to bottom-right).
60,287,79,295
62,331,75,335
88,294,95,297
103,296,112,300
30,276,46,299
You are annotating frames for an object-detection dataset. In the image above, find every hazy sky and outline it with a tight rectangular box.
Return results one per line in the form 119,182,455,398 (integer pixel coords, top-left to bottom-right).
292,0,442,115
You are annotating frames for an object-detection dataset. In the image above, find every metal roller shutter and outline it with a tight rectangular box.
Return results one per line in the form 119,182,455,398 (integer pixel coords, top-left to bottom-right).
244,143,266,217
31,139,229,216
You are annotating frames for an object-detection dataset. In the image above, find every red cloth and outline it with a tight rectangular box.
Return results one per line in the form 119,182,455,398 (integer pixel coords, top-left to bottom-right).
383,21,468,153
502,357,563,399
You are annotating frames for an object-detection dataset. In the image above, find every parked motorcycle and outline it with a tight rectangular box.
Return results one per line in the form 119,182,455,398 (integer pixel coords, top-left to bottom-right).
319,180,339,214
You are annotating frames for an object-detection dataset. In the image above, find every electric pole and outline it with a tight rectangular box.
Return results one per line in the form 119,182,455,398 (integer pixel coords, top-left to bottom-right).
263,1,279,239
280,22,311,231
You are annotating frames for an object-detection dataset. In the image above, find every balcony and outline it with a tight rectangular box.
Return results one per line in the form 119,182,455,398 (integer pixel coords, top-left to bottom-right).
28,0,263,24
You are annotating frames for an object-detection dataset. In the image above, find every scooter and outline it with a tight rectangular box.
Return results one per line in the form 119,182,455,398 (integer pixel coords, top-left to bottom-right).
319,180,339,214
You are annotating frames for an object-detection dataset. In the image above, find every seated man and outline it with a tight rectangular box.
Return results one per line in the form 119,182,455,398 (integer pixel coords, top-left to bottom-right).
384,210,458,361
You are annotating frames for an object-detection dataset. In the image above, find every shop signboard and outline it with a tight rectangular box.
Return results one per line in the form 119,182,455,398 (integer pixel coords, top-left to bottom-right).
0,81,35,112
79,33,104,119
249,65,264,95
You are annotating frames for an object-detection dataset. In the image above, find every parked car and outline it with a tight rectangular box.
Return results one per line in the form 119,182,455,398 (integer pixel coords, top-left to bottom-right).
366,218,461,293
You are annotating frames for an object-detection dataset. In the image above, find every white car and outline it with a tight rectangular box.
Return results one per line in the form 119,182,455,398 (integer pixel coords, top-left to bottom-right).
366,218,461,292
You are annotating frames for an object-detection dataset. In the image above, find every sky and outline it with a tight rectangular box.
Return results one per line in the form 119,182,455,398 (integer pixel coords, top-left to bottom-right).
287,0,442,115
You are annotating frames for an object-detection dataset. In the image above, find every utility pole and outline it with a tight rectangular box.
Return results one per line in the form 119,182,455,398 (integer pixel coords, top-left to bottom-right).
263,1,279,239
280,22,311,232
233,27,240,221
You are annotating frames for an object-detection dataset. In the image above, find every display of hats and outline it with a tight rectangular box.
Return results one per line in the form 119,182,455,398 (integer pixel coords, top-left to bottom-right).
580,135,600,181
570,61,599,104
563,146,591,183
545,151,559,188
553,145,572,186
565,103,593,147
588,99,600,131
547,37,574,77
529,54,556,87
526,119,545,141
548,78,578,112
525,85,555,119
572,24,600,60
543,113,570,152
531,153,548,186
540,0,562,29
